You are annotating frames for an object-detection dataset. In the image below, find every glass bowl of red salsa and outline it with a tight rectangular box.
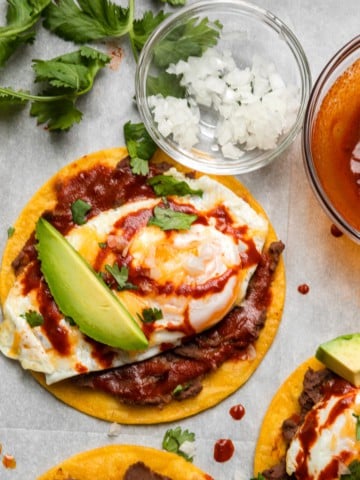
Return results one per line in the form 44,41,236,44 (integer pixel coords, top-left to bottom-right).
303,35,360,243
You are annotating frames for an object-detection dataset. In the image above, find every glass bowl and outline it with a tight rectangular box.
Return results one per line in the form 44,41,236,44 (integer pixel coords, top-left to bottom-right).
135,0,311,175
302,35,360,243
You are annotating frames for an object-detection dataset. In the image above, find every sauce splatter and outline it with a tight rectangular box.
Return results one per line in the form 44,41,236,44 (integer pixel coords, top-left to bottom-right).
213,439,234,462
330,224,344,237
107,45,124,71
298,284,310,295
229,403,246,420
2,454,16,469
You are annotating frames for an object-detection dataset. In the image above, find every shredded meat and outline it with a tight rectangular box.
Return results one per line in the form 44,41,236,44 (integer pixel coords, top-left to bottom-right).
124,462,172,480
76,241,284,406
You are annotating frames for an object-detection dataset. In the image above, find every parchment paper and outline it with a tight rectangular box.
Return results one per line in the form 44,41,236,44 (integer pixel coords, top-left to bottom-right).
1,1,359,478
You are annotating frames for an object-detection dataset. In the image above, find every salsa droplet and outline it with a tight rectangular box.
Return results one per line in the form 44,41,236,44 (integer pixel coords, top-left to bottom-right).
229,403,245,420
330,224,343,237
213,439,234,462
2,454,16,469
297,283,310,295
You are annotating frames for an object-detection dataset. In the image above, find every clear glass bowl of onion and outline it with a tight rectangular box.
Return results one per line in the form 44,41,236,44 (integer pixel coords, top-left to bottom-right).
135,0,311,175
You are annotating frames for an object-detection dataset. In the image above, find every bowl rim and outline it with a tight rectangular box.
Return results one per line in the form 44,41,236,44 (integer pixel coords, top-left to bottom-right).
135,0,312,175
302,34,360,243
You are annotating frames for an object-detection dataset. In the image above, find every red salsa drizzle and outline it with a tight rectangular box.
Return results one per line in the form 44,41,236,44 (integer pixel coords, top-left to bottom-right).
294,376,357,479
38,281,71,356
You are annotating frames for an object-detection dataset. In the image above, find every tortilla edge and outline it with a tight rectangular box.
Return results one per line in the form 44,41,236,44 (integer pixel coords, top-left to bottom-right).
253,356,325,475
36,444,210,480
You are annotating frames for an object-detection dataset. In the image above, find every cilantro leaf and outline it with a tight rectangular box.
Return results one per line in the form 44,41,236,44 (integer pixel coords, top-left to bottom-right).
7,226,15,238
0,31,34,68
148,206,197,231
43,1,169,62
104,263,137,291
137,307,163,323
43,0,132,44
71,199,91,225
0,0,50,67
162,426,195,462
21,310,44,327
146,72,185,98
0,46,110,130
124,121,157,176
32,47,110,93
30,99,83,131
131,10,168,60
147,174,203,197
153,16,222,68
340,460,360,480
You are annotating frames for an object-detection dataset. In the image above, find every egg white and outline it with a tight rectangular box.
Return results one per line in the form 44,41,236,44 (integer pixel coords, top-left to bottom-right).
286,391,360,479
0,169,268,384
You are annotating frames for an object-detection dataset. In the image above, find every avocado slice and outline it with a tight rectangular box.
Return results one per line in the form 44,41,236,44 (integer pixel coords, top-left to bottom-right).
315,334,360,387
35,218,148,351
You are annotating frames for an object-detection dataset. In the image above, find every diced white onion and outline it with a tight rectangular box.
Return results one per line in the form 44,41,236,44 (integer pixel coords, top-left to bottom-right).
148,47,300,160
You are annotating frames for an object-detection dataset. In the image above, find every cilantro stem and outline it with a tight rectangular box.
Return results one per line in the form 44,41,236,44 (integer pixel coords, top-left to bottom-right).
127,0,138,62
0,87,71,103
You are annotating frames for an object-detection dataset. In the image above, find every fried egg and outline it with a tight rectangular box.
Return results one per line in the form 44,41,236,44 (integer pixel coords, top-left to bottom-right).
0,169,268,384
286,390,360,479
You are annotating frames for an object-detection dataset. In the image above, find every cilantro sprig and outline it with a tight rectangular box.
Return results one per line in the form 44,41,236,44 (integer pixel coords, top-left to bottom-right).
43,0,168,62
148,205,197,231
162,426,195,462
137,307,163,323
21,310,44,327
0,46,110,130
124,121,157,175
0,0,50,68
104,263,137,291
147,174,203,197
71,199,91,225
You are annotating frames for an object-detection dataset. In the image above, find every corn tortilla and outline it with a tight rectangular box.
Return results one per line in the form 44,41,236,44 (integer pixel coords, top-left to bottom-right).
36,444,210,480
0,147,285,424
253,357,324,475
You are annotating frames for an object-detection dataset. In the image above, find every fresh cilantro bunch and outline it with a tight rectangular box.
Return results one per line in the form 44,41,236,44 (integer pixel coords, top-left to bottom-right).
0,46,110,130
43,0,169,61
0,0,50,67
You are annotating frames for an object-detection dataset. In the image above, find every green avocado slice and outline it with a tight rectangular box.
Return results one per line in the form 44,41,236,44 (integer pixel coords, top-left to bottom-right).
35,217,148,351
315,333,360,387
